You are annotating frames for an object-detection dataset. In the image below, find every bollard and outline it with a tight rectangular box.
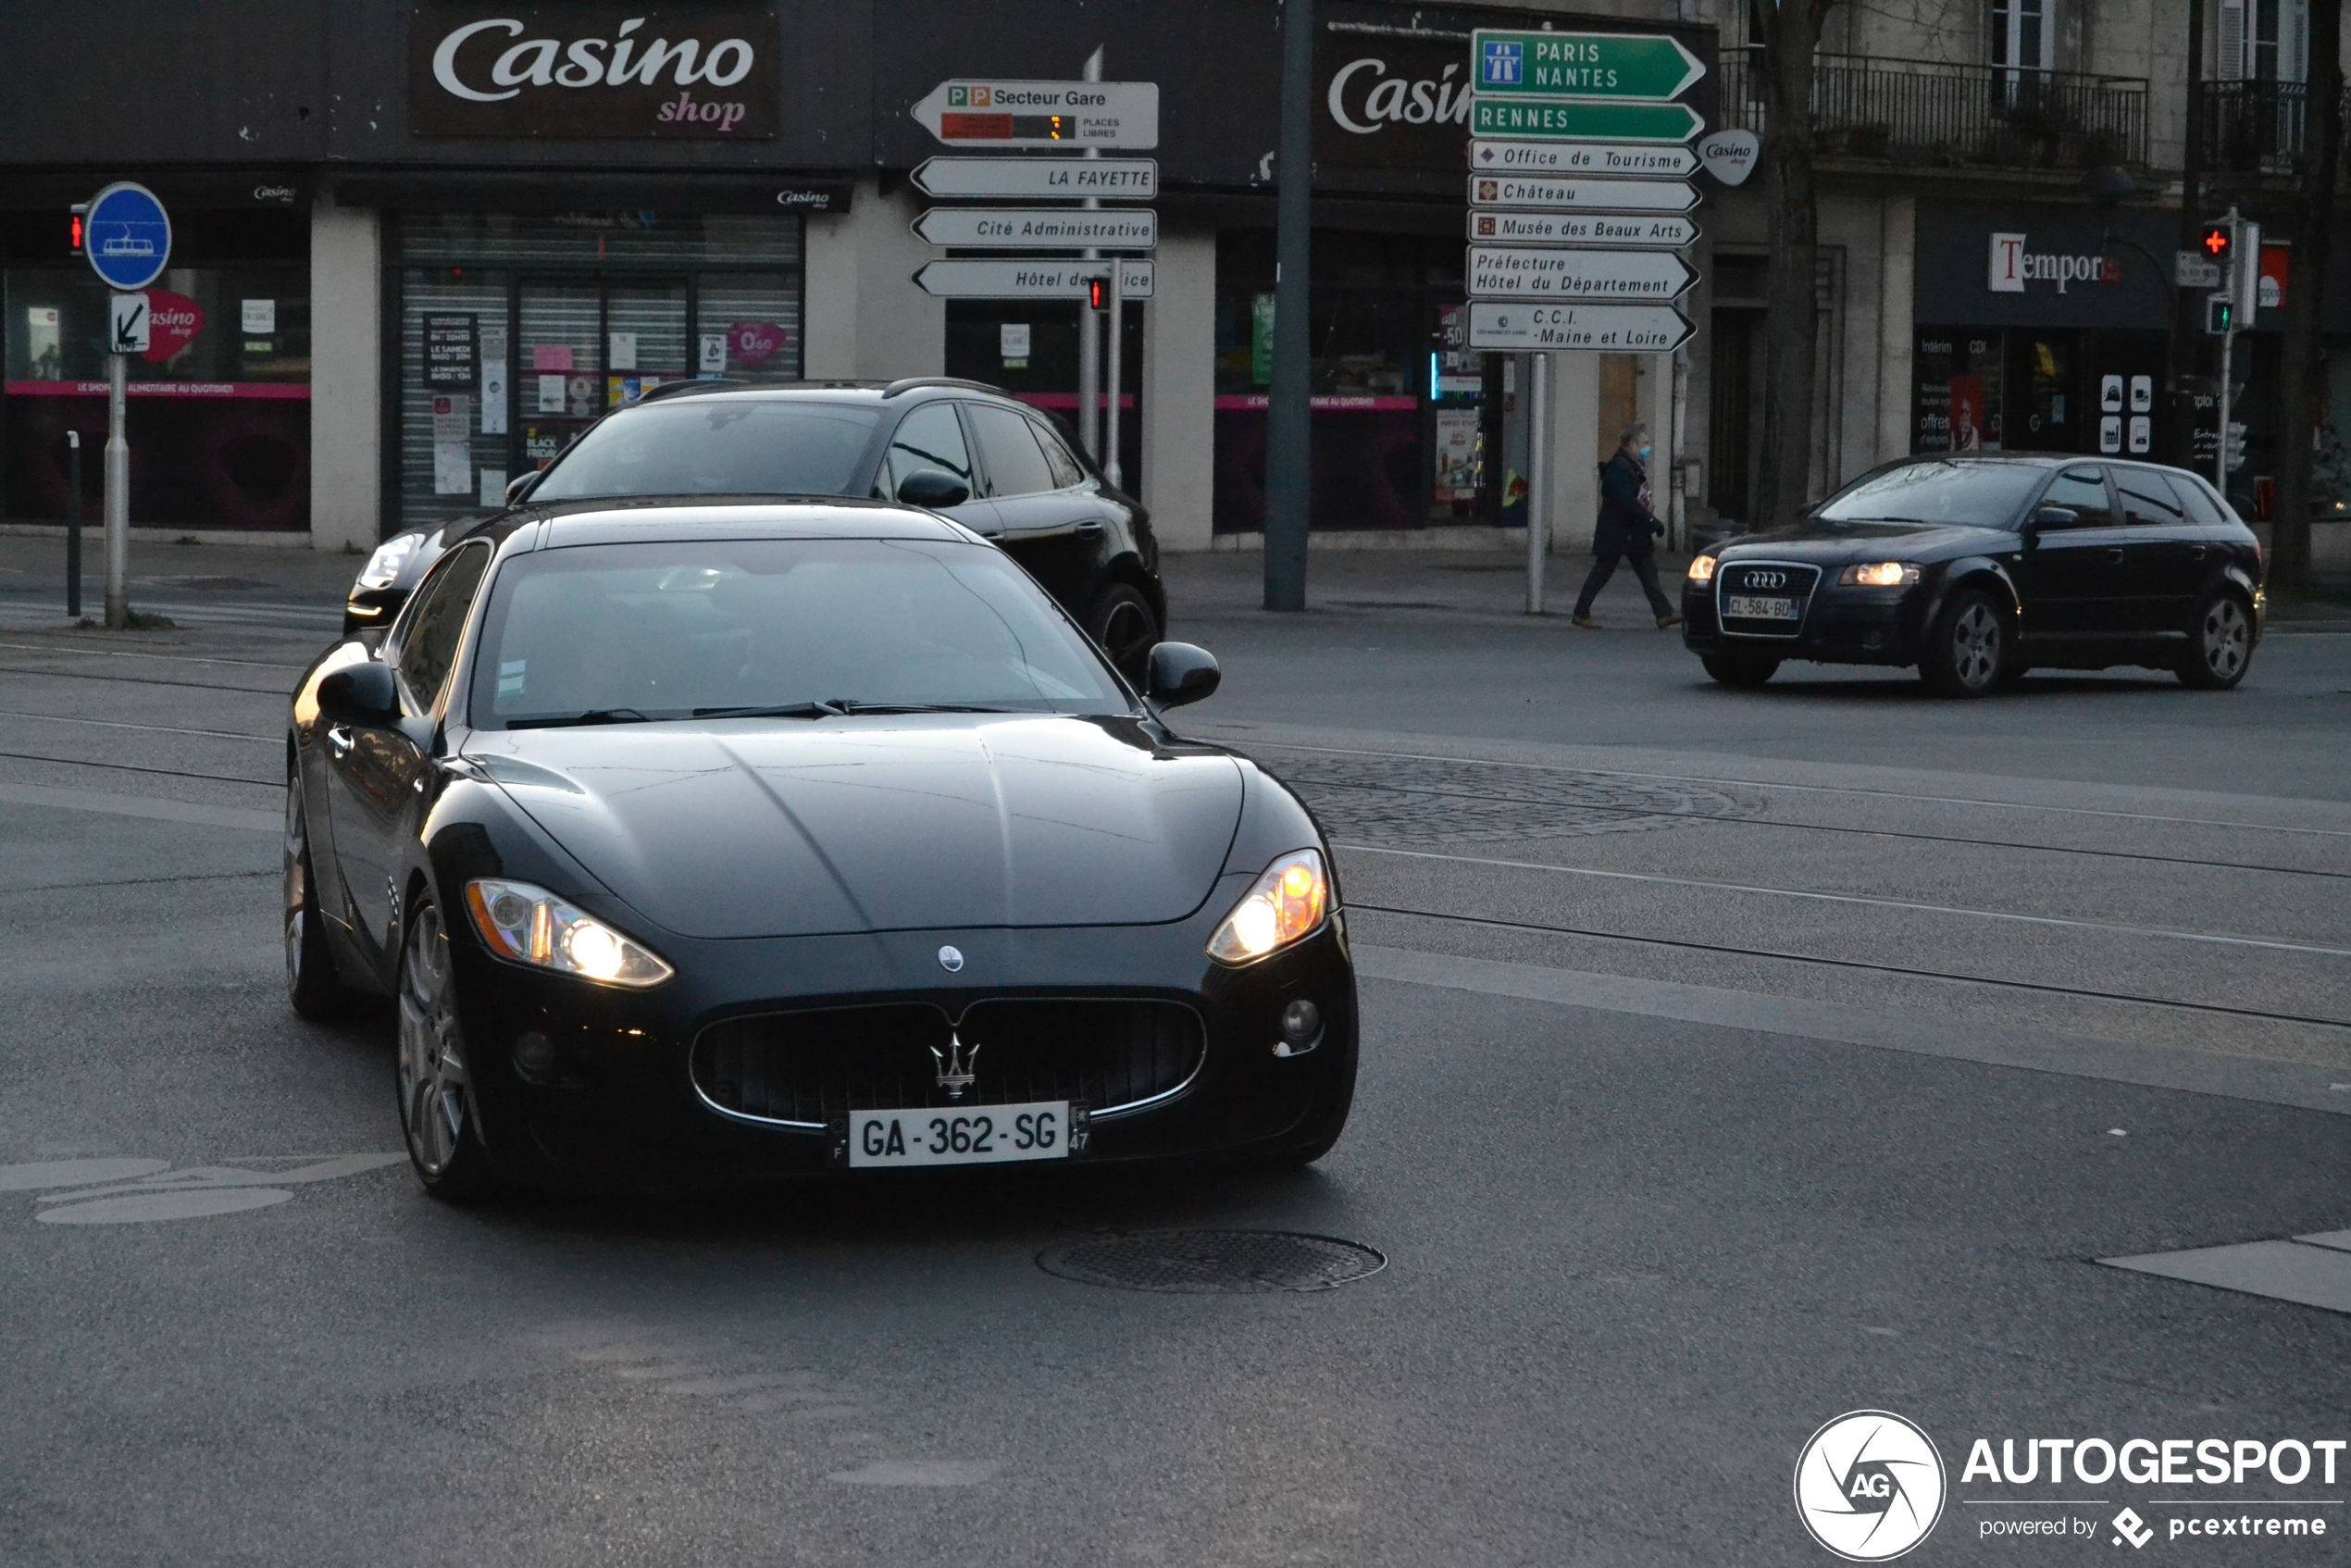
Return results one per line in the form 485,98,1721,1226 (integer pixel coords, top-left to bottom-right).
67,429,83,619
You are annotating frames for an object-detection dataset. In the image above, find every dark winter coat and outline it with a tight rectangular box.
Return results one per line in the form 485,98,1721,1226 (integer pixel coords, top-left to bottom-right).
1593,449,1663,556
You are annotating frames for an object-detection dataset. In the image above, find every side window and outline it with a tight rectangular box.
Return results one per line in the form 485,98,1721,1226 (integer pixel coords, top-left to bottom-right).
2039,467,2119,527
2164,471,2237,528
2113,467,2187,528
392,543,491,712
1027,415,1088,490
968,403,1057,498
879,404,975,500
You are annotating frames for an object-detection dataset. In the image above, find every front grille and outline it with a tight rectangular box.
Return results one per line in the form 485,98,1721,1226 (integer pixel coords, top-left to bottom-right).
1715,560,1822,639
691,998,1206,1129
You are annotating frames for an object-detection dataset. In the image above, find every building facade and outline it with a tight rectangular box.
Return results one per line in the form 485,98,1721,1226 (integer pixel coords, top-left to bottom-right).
0,2,2336,556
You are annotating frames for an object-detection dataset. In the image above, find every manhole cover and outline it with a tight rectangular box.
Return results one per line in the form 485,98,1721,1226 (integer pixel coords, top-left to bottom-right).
1260,752,1765,846
1038,1230,1386,1293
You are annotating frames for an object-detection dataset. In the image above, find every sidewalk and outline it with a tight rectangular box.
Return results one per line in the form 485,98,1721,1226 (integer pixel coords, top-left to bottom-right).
1164,547,1698,628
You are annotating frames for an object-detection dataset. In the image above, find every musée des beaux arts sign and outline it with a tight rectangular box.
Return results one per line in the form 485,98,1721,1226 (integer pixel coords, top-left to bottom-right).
412,3,778,137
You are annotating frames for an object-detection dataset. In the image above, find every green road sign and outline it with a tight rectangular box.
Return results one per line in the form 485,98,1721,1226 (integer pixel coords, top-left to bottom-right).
1472,31,1705,101
1471,98,1704,143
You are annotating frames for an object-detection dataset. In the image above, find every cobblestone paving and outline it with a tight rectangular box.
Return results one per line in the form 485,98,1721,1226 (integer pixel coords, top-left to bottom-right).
1251,751,1767,846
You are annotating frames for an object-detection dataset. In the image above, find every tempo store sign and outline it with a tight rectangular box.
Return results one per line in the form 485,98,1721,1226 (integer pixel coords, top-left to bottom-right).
1989,231,2121,294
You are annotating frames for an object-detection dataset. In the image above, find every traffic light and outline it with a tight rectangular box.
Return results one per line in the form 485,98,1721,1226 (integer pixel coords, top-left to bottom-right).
2206,292,2233,334
2197,220,2234,267
69,202,86,253
1087,276,1108,311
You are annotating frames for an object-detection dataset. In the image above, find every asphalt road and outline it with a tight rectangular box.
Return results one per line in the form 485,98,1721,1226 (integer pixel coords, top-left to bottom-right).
4,541,2350,1565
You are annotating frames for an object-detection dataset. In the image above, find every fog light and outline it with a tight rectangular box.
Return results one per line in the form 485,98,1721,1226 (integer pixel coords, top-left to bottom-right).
514,1029,557,1079
1275,999,1323,1057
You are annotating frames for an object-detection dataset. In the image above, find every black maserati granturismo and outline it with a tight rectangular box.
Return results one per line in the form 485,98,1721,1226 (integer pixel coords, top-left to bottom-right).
1681,455,2265,696
286,502,1355,1196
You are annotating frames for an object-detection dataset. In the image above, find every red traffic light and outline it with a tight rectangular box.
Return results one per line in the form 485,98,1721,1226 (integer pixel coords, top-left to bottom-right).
2199,222,2233,261
69,213,82,252
1087,276,1107,310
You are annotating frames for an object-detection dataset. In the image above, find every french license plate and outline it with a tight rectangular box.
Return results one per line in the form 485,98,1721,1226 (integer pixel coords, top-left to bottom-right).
847,1101,1070,1168
1724,593,1798,620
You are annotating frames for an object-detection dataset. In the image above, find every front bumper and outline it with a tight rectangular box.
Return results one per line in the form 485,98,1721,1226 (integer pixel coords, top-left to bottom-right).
446,909,1359,1189
1680,577,1932,666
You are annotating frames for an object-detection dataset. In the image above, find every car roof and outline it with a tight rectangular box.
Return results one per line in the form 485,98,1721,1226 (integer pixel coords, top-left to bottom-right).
623,378,1018,409
523,498,978,552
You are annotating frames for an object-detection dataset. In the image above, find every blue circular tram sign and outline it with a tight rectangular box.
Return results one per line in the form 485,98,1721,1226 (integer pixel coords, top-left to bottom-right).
83,181,171,291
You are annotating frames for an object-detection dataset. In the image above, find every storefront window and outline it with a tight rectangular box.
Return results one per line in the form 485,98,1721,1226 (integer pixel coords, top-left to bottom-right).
5,217,310,531
393,212,802,531
1914,327,2164,460
1210,230,1493,534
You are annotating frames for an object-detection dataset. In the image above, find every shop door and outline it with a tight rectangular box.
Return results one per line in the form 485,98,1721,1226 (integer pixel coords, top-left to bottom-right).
515,278,689,474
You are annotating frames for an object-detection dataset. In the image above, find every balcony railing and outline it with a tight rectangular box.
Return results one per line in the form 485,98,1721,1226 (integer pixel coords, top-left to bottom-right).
1718,51,2149,169
2196,80,2351,174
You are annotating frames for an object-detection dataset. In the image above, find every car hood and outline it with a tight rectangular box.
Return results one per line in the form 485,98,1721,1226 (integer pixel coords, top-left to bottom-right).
1719,519,2013,564
462,716,1244,940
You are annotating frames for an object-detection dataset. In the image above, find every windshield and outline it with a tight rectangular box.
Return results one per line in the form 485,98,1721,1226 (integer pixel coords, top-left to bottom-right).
1812,461,2047,527
529,401,883,501
466,538,1129,728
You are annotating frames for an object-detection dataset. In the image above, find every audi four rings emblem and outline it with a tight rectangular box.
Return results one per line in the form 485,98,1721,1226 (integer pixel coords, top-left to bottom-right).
1745,568,1789,589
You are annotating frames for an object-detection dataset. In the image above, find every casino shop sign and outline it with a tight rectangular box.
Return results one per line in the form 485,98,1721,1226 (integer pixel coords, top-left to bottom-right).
412,2,779,137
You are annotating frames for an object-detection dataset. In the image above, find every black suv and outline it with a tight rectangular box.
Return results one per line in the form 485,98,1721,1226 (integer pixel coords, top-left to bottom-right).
344,379,1166,678
1681,455,2265,696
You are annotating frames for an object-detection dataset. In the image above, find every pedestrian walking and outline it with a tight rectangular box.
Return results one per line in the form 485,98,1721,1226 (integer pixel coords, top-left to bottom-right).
1572,424,1682,631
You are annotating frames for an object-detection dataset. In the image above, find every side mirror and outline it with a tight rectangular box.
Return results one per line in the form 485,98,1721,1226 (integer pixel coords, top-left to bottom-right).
1145,641,1221,708
2028,504,2080,531
504,470,541,506
317,662,400,727
896,468,972,509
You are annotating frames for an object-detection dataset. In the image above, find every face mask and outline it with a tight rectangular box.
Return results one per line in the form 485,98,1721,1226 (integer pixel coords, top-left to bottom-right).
1637,445,1652,462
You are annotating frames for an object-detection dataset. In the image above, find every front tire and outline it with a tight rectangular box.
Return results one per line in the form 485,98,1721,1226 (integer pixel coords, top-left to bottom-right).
285,780,359,1020
1086,581,1161,686
2178,589,2254,690
1701,653,1781,688
395,898,498,1201
1922,589,2006,698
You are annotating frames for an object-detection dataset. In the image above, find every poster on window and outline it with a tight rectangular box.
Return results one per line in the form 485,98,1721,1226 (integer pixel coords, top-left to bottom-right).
1434,408,1482,502
425,315,478,389
1948,377,1986,453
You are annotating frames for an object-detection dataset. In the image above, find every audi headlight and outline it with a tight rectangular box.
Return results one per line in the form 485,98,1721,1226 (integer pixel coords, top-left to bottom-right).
463,878,674,988
1208,850,1331,964
1686,555,1717,583
1838,561,1921,588
355,535,418,591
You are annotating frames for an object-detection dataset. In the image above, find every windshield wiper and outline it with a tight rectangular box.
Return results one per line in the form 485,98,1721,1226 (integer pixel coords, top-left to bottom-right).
504,708,653,730
691,701,848,718
831,702,1018,715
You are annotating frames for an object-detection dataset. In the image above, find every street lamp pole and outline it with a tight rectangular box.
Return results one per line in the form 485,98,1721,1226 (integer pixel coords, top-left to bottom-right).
1263,0,1314,611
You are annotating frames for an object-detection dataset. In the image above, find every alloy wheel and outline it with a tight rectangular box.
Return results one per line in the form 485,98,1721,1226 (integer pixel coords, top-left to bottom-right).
2200,597,2249,680
396,904,470,1176
1099,595,1158,681
283,788,308,993
1950,601,2001,690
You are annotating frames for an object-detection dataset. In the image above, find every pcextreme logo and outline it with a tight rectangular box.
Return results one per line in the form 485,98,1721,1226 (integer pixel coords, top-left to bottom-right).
1795,1411,1948,1561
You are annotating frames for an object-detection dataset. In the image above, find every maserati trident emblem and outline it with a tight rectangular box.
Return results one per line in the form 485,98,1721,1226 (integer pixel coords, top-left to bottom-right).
931,1029,981,1100
937,944,964,972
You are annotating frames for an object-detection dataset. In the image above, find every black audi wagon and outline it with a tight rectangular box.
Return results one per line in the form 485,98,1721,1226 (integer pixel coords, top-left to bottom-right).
1680,455,2265,696
344,379,1167,681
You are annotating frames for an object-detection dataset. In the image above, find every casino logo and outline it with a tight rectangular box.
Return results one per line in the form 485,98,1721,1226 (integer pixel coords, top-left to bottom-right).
1794,1410,1947,1561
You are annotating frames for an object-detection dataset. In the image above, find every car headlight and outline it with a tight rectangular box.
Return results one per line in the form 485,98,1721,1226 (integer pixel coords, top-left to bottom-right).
463,877,674,988
1207,850,1331,964
355,536,418,591
1686,555,1717,582
1838,561,1921,588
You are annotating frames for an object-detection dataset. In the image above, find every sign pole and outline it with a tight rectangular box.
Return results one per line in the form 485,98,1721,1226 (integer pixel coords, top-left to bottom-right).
1264,0,1314,612
66,430,82,620
1104,263,1126,489
1527,352,1549,614
2216,204,2238,493
1075,47,1105,461
105,352,130,629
